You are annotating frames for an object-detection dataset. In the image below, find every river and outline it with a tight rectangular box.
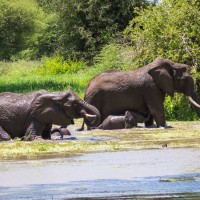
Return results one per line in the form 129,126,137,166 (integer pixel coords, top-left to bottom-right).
0,148,200,199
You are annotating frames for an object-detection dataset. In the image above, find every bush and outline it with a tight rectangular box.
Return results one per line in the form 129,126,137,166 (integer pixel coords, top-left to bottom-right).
38,55,88,75
94,43,138,71
164,94,198,121
124,0,200,68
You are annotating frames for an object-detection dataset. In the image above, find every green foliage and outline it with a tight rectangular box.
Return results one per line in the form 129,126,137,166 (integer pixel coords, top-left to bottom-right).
94,43,138,71
124,0,200,68
50,0,148,60
165,94,198,121
0,0,148,61
0,0,48,60
38,55,87,75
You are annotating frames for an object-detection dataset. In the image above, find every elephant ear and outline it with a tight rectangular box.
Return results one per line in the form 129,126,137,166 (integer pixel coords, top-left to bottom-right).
148,66,175,97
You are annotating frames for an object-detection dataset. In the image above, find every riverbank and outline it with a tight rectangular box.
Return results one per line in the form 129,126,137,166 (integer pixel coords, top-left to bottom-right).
0,121,200,160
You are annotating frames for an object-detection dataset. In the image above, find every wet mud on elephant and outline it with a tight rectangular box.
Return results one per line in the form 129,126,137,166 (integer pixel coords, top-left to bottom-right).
81,58,200,130
0,89,100,141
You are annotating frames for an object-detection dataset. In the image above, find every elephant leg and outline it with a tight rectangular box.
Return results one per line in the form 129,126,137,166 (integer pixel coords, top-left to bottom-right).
0,126,11,141
42,124,52,140
154,107,166,127
145,115,154,127
151,106,166,127
77,121,85,131
23,120,45,141
145,96,166,127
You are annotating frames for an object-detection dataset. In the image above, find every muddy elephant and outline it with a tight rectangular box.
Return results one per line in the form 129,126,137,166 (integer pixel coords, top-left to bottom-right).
98,110,150,130
0,89,100,141
82,58,200,129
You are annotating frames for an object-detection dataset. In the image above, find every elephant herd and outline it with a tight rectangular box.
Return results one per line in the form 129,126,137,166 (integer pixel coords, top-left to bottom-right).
1,58,200,141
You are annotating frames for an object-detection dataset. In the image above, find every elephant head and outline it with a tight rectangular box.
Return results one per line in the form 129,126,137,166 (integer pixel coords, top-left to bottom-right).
148,58,200,113
30,89,101,128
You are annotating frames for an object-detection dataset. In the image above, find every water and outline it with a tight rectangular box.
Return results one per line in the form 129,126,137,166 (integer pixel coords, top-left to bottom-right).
0,148,200,199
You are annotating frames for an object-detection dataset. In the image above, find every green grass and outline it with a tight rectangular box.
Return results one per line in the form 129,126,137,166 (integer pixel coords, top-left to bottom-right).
0,60,101,96
0,121,200,160
0,74,87,96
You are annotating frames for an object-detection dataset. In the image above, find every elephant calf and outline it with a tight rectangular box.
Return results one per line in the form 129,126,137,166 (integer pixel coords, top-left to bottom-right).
98,111,150,130
51,127,71,139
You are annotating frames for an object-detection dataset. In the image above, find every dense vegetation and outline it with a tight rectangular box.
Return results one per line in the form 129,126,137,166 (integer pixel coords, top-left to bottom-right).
0,0,200,120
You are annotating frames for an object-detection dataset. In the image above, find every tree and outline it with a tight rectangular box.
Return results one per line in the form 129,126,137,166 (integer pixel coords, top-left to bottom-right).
0,0,48,60
54,0,148,60
125,0,200,69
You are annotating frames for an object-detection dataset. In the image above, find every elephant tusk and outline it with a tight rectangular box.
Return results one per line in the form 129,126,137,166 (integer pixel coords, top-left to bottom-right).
84,113,97,118
84,113,97,122
187,96,200,108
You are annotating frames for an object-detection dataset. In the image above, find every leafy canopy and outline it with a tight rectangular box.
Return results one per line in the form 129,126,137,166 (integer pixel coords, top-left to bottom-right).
0,0,48,60
125,0,200,69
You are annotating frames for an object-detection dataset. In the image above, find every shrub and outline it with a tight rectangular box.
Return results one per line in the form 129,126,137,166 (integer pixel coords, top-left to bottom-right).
164,94,198,121
94,43,138,71
38,55,87,75
124,0,200,68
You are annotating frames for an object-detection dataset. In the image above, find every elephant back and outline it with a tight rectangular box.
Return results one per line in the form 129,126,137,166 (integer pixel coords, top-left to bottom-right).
0,90,48,138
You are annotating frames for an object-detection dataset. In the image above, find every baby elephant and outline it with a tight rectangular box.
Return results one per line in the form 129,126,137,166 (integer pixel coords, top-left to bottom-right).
98,111,150,130
51,126,71,139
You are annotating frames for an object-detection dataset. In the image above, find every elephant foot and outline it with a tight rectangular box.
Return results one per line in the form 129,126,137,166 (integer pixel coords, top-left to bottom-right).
76,127,84,131
145,124,157,128
0,127,11,141
76,122,85,131
0,135,11,141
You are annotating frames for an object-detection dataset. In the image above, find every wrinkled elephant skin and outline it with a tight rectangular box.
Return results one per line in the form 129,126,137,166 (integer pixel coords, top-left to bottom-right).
0,89,100,141
84,58,200,129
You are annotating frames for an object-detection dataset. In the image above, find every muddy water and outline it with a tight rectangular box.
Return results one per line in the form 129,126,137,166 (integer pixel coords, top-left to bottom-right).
0,148,200,199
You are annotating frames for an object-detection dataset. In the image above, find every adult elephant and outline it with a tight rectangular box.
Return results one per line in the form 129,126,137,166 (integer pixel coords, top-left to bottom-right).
0,89,100,141
82,58,200,129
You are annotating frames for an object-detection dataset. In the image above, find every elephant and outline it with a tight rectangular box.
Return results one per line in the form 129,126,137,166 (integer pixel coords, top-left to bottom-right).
81,58,200,130
51,126,71,139
98,110,150,130
0,89,100,141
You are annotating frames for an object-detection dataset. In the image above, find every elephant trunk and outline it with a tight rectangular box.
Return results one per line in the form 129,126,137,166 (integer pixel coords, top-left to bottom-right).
80,100,101,127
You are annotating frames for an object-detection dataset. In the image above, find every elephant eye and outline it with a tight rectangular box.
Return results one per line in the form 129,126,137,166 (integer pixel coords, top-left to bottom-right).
74,103,77,107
